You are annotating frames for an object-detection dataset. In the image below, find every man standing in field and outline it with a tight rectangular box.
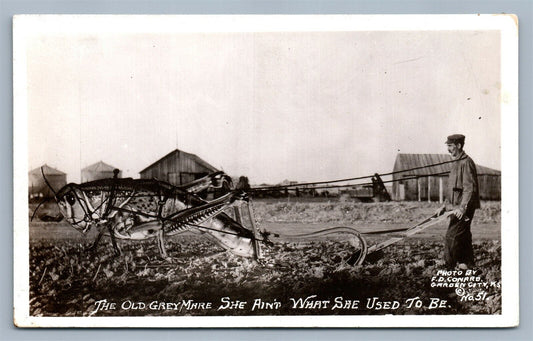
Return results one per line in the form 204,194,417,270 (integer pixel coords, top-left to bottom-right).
436,134,481,269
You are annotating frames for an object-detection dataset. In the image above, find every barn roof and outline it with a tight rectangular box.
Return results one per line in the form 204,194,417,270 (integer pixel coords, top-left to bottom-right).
29,164,66,176
393,153,501,177
139,149,218,174
82,161,118,173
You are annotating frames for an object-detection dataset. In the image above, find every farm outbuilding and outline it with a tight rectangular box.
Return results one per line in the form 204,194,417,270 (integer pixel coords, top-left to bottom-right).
81,161,122,182
391,154,501,202
139,149,218,186
28,164,67,199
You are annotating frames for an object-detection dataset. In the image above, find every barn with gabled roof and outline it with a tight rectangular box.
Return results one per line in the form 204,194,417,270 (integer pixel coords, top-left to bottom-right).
81,161,122,182
139,149,218,186
392,153,501,201
28,164,67,199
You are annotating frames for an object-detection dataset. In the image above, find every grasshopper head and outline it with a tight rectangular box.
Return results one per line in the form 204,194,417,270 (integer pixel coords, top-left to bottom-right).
56,184,94,233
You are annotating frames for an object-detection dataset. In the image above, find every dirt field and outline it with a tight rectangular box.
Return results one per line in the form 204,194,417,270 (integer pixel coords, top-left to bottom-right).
250,199,501,225
27,200,502,317
29,199,501,242
30,221,499,244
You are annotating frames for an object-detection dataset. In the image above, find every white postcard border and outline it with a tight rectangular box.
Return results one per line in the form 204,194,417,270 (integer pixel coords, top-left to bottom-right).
13,14,519,328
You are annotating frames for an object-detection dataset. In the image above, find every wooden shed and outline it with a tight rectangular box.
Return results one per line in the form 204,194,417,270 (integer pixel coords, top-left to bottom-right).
139,149,218,186
391,154,501,202
81,161,122,182
28,164,67,199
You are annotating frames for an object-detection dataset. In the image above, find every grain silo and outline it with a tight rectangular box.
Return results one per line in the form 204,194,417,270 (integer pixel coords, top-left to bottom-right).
81,161,122,182
28,164,67,199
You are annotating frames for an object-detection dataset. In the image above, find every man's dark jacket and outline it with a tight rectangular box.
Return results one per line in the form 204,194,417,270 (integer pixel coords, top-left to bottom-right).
444,151,481,267
447,151,481,213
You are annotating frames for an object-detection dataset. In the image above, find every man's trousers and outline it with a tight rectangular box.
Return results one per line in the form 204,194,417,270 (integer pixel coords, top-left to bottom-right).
444,208,476,268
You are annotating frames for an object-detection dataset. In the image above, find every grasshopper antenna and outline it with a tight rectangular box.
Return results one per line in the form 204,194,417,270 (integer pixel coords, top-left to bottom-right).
30,197,52,222
31,166,59,222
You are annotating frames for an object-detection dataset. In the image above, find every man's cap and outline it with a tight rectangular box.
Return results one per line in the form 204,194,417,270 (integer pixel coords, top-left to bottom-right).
445,134,465,145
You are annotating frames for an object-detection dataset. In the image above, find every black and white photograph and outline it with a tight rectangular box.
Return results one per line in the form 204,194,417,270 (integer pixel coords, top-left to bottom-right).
13,15,518,327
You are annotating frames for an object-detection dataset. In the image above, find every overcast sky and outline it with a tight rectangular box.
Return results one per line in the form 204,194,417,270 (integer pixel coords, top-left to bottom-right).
26,23,501,185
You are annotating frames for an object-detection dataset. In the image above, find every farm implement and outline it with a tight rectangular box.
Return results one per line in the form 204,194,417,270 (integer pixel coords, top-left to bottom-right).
35,169,453,266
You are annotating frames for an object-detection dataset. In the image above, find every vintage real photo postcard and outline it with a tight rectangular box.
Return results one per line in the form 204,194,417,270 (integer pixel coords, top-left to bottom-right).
13,15,518,327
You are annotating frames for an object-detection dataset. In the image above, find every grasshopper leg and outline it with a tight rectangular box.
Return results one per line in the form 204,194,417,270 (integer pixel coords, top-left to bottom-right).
87,226,105,252
156,229,172,262
107,224,122,256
